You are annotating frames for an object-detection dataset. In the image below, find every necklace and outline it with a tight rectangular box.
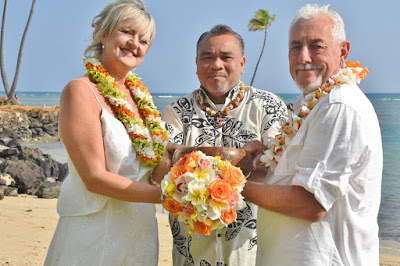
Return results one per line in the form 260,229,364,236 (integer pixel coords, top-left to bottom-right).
84,56,169,167
260,61,369,169
196,81,247,127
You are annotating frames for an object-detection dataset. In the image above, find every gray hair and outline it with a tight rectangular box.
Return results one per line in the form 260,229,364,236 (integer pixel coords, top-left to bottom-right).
196,24,245,56
289,4,346,45
84,0,156,58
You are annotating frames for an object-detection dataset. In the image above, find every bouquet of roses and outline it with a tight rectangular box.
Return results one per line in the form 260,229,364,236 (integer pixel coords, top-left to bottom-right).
161,150,247,236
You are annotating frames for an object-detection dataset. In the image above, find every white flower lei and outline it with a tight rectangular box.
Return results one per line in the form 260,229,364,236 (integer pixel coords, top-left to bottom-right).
260,61,369,171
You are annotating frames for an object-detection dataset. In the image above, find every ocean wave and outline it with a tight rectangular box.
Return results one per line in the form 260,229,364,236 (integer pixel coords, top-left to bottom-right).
372,98,400,101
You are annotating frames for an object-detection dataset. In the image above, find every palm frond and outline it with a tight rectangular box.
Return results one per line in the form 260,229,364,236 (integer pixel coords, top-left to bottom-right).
248,9,275,32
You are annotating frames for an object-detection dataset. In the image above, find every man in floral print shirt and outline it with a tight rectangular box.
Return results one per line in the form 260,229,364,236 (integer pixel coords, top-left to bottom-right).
161,24,287,266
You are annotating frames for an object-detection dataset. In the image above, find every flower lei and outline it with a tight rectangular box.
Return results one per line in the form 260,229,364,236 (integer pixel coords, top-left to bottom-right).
84,56,169,167
260,61,369,170
196,81,248,127
161,150,247,236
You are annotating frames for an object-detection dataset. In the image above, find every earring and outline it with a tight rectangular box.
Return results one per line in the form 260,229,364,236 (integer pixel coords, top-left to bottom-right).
102,44,105,49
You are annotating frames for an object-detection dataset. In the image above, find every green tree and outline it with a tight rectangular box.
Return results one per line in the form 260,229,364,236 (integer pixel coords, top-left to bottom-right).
248,9,275,87
0,0,36,105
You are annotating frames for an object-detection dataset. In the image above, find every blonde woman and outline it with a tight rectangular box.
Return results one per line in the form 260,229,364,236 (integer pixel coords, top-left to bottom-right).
44,1,177,265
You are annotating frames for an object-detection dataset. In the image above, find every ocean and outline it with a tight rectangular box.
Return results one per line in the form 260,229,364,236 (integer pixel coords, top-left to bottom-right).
3,91,400,248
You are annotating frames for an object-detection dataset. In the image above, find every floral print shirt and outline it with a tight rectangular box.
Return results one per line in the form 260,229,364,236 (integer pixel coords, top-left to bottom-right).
162,82,287,266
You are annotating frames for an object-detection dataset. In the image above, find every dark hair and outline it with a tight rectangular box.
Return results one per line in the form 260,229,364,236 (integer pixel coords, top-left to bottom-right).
196,24,245,56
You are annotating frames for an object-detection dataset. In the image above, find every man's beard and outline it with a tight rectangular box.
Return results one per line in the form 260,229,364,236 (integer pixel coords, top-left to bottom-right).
209,79,230,95
295,74,323,95
294,64,323,95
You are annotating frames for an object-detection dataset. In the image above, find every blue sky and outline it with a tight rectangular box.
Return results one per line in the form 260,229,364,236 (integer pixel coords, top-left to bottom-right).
1,0,399,94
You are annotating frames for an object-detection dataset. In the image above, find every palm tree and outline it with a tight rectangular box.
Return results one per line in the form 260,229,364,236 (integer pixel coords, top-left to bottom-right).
248,9,275,87
0,0,36,105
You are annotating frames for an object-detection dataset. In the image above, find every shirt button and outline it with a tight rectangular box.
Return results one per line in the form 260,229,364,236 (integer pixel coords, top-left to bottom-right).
216,133,221,137
217,233,222,237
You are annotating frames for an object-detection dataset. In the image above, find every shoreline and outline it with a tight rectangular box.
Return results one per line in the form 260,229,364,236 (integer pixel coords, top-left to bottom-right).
0,195,399,266
381,239,400,257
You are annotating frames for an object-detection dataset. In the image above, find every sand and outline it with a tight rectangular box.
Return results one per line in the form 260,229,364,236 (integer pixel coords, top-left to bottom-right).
0,195,399,266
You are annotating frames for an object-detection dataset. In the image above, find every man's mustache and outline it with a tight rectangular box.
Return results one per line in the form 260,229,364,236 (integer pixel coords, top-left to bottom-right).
294,64,322,70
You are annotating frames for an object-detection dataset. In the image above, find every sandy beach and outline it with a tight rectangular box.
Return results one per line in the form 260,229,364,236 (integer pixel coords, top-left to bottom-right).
0,195,399,266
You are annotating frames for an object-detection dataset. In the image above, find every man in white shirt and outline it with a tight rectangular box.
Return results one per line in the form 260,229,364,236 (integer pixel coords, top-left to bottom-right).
242,4,383,265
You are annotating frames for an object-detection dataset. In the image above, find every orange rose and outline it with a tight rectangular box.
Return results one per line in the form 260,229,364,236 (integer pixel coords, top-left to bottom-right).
163,196,182,216
220,207,237,225
175,152,199,168
221,162,246,186
209,179,233,204
170,165,193,183
193,219,212,236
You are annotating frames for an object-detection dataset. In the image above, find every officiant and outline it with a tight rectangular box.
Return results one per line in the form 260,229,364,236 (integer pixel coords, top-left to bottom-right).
160,24,287,266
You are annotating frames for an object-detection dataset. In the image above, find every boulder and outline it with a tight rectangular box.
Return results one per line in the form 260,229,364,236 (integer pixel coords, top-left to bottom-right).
6,138,23,150
0,186,4,200
58,162,69,182
43,125,58,136
4,186,18,197
30,127,46,137
0,136,13,146
0,137,69,196
28,118,43,128
40,186,60,199
0,173,16,186
0,144,8,151
0,147,19,157
19,146,68,181
37,177,61,199
1,160,45,193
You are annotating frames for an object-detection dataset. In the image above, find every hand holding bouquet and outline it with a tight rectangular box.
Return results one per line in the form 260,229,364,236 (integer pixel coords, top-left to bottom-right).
161,150,247,236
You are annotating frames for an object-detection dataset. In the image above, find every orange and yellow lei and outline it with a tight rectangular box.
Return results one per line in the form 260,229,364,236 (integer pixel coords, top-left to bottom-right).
84,56,169,167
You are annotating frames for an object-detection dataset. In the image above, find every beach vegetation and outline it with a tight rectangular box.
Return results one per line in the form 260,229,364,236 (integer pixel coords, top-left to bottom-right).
248,9,275,86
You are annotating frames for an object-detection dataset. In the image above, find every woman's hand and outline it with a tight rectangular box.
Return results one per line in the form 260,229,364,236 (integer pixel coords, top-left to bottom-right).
151,142,183,184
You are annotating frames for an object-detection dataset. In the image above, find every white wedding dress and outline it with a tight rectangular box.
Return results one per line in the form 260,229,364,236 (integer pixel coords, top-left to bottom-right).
44,80,158,266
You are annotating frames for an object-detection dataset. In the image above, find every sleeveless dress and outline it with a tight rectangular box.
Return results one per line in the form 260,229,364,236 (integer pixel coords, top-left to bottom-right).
44,80,159,266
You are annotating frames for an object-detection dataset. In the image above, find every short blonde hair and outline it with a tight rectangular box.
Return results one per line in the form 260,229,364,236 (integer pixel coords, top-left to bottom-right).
85,0,156,57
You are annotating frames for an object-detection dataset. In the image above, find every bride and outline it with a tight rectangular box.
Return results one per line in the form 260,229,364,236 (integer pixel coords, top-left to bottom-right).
44,1,177,265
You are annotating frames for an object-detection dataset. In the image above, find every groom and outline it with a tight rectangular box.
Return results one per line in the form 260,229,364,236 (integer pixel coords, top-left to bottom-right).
243,4,383,266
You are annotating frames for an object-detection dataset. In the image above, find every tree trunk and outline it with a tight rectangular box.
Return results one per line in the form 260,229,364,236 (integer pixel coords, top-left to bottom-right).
250,29,268,87
0,0,10,95
7,0,36,104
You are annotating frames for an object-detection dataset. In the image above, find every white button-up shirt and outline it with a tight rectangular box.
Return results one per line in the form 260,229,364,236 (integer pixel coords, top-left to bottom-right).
257,83,383,266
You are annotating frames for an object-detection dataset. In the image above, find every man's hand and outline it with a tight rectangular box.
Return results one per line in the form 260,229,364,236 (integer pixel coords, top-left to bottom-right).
242,140,267,170
242,140,269,183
